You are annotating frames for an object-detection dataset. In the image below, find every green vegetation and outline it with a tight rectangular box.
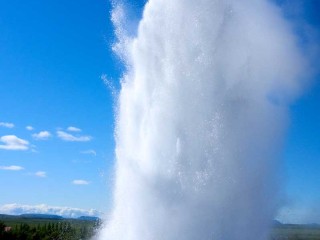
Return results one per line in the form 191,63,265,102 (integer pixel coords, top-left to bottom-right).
271,224,320,240
0,217,101,240
1,215,320,240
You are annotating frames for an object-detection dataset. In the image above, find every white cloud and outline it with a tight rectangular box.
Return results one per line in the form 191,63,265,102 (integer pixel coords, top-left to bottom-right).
72,179,90,185
0,165,24,171
26,126,34,131
32,131,51,140
0,203,101,218
67,126,82,132
0,122,14,128
81,150,97,156
57,131,92,142
0,135,29,150
35,171,47,177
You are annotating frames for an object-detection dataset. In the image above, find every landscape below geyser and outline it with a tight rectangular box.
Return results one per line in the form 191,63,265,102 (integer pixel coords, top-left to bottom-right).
1,213,320,240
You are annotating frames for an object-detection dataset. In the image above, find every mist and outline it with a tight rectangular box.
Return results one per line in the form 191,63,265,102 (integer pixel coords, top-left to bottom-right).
98,0,309,239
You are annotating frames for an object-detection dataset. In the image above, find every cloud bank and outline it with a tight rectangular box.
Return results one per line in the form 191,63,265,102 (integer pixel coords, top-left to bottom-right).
0,203,101,218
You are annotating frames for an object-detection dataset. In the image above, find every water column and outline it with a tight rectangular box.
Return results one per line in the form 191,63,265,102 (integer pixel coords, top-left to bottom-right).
98,0,306,239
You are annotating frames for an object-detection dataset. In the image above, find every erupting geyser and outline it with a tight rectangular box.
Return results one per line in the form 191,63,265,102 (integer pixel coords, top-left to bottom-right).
98,0,306,239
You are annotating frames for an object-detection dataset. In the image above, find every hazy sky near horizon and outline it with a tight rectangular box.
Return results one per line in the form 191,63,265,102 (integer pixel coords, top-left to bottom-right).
0,0,319,222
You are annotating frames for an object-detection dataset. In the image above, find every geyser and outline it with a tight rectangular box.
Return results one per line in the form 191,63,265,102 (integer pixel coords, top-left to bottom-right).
98,0,306,239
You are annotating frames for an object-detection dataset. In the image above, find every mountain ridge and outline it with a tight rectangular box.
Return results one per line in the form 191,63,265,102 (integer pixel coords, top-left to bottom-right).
0,213,99,221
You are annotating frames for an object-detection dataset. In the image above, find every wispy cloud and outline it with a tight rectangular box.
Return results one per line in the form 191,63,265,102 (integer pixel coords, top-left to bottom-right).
0,135,29,151
0,122,14,128
72,179,90,185
0,165,24,171
57,131,92,142
81,150,97,156
67,126,82,132
26,126,34,131
35,171,47,177
32,131,51,140
0,203,101,218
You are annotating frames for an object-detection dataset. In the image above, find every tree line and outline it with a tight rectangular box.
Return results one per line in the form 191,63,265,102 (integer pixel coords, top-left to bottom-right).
0,220,100,240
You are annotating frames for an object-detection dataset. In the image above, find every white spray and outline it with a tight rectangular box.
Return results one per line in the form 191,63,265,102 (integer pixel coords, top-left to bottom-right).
98,0,306,239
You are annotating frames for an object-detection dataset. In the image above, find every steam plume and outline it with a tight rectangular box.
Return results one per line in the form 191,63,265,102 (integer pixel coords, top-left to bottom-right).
98,0,309,239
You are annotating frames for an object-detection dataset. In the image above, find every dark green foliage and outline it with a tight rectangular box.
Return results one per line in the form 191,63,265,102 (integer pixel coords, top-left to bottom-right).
0,219,101,240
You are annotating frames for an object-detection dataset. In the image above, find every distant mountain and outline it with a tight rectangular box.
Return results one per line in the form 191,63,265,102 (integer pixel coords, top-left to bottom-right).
0,214,19,219
20,214,63,219
0,213,99,221
78,216,100,221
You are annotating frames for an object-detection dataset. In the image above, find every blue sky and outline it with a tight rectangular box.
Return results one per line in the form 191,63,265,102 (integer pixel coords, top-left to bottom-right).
0,0,319,222
0,0,121,215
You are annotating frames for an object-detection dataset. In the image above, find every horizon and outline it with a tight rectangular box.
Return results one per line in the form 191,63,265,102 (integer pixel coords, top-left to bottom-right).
0,0,319,225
